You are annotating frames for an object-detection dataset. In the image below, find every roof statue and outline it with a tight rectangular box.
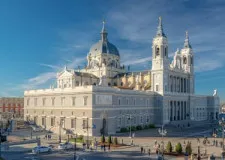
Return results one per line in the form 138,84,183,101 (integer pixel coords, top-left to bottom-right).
213,89,218,96
184,31,192,48
98,75,107,87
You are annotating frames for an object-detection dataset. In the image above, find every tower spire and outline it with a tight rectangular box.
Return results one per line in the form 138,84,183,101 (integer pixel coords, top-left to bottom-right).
156,16,166,37
101,20,108,41
184,31,192,48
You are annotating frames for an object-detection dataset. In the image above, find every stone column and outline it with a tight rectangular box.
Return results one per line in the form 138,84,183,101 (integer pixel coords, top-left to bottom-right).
184,102,186,120
181,101,183,120
170,101,173,121
174,76,176,92
174,101,176,121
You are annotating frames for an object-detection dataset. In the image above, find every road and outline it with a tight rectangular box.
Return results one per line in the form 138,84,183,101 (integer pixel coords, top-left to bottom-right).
2,150,181,160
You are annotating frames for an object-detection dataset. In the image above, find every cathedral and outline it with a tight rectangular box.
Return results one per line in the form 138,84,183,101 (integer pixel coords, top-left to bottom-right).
24,17,220,136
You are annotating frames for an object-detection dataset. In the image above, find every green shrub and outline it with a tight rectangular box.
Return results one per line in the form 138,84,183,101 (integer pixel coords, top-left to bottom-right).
120,127,128,132
175,142,183,154
144,125,149,129
136,125,143,130
131,126,136,131
166,141,173,153
113,137,118,145
148,124,155,128
107,135,112,144
185,142,192,155
101,135,105,143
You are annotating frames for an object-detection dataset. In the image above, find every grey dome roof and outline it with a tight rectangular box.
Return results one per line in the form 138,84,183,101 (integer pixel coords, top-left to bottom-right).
89,40,120,56
88,21,120,57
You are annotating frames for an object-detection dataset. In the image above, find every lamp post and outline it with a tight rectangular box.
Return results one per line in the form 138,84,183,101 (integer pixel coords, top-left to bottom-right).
197,138,201,160
73,134,77,160
57,119,63,144
219,117,225,159
212,132,217,146
128,114,132,138
158,125,167,159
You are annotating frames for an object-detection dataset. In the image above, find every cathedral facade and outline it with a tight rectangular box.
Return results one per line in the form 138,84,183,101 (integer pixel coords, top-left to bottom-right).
24,18,220,136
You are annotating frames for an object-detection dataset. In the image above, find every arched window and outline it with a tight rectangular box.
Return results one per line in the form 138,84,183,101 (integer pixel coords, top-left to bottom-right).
155,47,160,57
108,83,111,86
191,57,193,65
165,47,167,57
121,82,123,86
113,82,117,86
183,57,187,64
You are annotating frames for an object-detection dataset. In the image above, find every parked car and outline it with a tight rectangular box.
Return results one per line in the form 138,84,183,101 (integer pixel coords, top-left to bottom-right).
58,142,74,150
32,146,52,154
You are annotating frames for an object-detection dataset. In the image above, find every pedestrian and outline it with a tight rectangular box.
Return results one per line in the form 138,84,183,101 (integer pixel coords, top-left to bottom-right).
148,148,151,156
45,134,47,139
108,144,110,151
141,146,143,154
95,141,98,150
103,144,106,152
101,144,103,151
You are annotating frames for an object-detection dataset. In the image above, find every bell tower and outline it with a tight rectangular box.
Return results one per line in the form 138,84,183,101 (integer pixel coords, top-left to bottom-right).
181,31,195,94
151,17,170,94
152,17,169,70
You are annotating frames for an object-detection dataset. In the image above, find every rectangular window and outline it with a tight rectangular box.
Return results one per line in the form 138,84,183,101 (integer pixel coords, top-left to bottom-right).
140,116,143,123
83,96,88,106
83,119,87,129
61,97,65,106
71,119,76,128
27,99,30,106
34,98,37,106
51,98,55,106
72,97,76,106
42,98,46,106
51,117,55,126
156,85,159,91
117,118,121,127
42,117,45,126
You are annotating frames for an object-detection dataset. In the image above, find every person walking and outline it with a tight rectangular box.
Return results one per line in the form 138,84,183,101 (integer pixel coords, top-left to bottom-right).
148,148,151,157
108,144,111,151
103,144,106,152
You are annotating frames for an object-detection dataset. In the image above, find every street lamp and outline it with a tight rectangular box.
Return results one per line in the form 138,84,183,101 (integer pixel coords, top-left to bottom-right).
219,117,225,159
197,138,200,160
158,125,167,159
73,134,77,160
57,120,63,143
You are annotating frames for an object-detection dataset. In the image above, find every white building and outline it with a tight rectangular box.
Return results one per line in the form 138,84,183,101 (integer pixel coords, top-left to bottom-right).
24,17,220,136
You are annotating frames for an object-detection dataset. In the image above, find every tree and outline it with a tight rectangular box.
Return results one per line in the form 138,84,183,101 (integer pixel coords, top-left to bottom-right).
101,135,105,143
107,135,112,144
113,137,118,145
166,141,173,153
175,142,182,154
185,141,192,155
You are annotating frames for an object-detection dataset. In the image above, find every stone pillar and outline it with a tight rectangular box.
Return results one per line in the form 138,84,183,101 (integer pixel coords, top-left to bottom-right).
170,101,173,121
174,76,176,92
184,102,186,120
174,101,176,121
181,101,183,120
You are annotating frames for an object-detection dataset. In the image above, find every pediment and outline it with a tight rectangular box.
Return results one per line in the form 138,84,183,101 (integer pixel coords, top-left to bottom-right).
58,70,74,78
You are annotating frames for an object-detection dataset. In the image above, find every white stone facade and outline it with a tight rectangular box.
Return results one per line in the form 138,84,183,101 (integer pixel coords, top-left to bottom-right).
24,18,219,136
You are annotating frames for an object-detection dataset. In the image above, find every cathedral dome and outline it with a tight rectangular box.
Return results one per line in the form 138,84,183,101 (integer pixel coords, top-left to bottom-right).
88,21,120,57
89,40,119,56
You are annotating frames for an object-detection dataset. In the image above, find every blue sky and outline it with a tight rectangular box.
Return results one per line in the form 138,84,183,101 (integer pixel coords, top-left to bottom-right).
0,0,225,102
